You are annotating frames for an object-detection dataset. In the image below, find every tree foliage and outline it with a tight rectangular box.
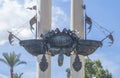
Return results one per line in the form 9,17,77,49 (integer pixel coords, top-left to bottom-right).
0,52,27,78
66,58,112,78
13,73,23,78
85,58,112,78
66,68,71,78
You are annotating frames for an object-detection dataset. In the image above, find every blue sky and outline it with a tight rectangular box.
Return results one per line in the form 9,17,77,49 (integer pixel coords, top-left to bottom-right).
0,0,120,78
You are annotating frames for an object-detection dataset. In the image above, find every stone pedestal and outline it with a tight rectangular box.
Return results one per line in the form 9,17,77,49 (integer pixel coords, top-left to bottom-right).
70,0,85,78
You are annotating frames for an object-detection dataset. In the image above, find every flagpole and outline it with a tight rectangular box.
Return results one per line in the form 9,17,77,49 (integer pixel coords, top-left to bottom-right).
84,9,87,40
82,4,87,40
36,14,38,39
36,2,38,39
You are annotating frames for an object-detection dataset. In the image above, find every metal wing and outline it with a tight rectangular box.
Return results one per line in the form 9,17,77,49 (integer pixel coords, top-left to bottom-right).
76,39,102,56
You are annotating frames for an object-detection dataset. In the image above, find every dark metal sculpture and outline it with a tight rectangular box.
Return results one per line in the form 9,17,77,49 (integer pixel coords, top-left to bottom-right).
39,55,48,72
19,28,102,71
73,54,82,71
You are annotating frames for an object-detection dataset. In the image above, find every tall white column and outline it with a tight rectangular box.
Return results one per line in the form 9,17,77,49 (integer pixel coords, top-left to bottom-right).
37,0,51,35
36,0,51,78
70,0,85,78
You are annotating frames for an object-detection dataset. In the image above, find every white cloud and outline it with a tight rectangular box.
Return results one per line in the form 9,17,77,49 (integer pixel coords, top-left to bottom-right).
0,0,70,45
0,1,70,77
0,0,36,45
0,22,8,45
52,6,69,30
0,74,8,78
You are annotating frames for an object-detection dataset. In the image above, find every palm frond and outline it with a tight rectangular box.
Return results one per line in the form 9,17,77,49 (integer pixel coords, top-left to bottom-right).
9,52,19,68
2,52,26,68
0,58,8,65
19,73,23,78
3,53,12,67
1,52,27,69
13,73,23,78
15,61,27,66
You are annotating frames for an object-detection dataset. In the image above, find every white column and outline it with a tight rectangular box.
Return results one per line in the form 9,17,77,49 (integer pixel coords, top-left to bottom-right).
37,0,51,35
70,0,85,78
36,0,51,78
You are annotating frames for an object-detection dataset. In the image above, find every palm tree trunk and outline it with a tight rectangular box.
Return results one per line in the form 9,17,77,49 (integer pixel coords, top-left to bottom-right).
10,68,13,78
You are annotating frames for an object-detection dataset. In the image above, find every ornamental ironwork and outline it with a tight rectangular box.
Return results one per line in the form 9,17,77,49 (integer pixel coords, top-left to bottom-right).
7,4,114,72
19,28,102,71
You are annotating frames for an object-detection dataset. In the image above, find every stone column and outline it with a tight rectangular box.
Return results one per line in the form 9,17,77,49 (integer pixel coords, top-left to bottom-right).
36,0,51,78
70,0,85,78
37,0,51,35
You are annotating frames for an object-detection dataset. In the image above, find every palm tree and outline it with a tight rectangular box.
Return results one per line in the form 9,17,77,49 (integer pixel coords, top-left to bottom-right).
13,73,23,78
0,52,27,78
66,68,71,78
